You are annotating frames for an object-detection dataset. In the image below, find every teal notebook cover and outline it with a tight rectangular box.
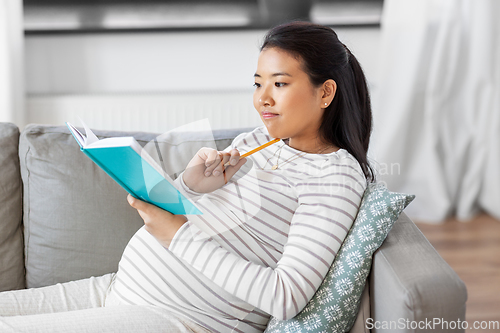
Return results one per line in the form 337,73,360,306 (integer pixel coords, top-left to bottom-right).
66,122,202,215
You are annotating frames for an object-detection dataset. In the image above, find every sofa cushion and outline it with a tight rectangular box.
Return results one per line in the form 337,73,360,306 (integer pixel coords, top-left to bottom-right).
0,123,24,292
19,124,248,288
370,212,467,329
265,183,415,333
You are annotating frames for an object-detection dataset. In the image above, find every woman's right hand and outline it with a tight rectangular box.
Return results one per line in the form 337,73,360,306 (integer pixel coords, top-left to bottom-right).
182,147,247,193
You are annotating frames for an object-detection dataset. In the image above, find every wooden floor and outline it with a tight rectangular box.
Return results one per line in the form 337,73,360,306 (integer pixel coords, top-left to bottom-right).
415,214,500,333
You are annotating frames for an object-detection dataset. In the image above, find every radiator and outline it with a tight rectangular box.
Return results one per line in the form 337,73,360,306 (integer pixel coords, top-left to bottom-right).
26,91,262,133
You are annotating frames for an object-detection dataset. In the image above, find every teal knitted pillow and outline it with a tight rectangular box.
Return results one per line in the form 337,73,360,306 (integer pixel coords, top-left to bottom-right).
265,183,415,333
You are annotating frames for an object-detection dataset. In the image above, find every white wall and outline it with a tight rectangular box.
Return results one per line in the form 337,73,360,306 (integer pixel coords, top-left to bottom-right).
25,27,380,132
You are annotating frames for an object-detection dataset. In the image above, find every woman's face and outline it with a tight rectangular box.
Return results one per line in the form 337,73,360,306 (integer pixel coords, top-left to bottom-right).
253,47,326,152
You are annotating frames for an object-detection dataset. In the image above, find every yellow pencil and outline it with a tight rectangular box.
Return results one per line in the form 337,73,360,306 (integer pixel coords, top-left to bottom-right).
224,138,280,167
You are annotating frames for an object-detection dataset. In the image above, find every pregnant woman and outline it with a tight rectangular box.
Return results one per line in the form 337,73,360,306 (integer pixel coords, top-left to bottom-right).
0,21,373,333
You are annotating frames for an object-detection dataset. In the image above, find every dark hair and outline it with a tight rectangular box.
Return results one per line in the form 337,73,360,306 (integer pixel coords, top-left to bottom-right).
261,21,374,182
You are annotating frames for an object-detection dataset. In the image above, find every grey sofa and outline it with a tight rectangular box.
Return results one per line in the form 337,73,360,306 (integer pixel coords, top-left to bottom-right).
0,122,467,332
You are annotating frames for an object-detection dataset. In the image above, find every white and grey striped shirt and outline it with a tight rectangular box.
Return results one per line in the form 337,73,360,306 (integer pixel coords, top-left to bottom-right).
110,127,367,333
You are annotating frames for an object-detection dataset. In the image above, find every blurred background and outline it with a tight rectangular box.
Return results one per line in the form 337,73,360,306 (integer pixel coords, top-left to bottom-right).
0,0,499,330
3,0,383,133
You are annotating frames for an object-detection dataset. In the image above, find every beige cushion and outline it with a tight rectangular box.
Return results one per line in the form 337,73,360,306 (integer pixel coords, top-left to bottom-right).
0,123,24,291
19,124,246,288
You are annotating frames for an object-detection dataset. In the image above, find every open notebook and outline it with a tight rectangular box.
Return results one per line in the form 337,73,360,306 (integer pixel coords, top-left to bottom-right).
66,121,202,215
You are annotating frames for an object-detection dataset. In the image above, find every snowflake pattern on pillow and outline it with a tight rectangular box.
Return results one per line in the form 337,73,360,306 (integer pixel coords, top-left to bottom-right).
264,183,414,333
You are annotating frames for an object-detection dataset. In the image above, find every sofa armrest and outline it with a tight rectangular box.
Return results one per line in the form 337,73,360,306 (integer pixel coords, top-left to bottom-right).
369,213,467,332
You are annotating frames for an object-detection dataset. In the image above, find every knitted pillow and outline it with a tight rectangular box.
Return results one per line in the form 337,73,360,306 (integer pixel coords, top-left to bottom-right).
265,183,415,333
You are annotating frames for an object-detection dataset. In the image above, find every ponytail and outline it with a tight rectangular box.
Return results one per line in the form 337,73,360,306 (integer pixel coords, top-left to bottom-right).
341,47,374,180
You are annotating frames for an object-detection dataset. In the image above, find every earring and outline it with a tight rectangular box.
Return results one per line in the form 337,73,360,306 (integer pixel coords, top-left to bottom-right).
324,103,328,106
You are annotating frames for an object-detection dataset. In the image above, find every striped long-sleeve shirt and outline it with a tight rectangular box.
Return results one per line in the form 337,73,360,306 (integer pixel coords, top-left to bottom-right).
109,126,367,333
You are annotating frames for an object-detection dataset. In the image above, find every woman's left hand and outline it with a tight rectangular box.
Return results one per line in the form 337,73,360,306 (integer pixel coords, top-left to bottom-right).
127,194,187,248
